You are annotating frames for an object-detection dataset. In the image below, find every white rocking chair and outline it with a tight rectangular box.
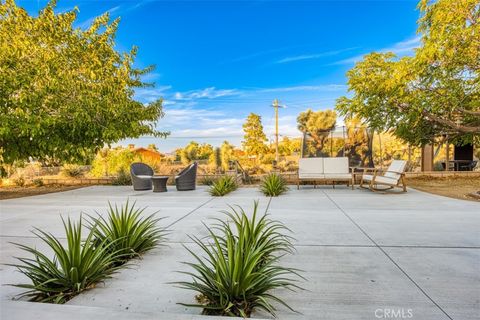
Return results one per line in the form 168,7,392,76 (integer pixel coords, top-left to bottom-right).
360,160,408,192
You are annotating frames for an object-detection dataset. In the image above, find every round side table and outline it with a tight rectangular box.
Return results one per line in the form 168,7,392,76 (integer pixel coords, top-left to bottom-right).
151,176,169,192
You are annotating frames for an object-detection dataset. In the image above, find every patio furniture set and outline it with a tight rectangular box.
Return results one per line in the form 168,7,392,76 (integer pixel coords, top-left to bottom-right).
130,158,408,193
297,157,408,192
130,162,197,192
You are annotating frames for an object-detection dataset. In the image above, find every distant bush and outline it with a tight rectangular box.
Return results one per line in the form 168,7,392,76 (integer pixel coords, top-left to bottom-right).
13,176,25,187
32,178,44,187
61,164,83,177
209,175,237,196
111,168,132,186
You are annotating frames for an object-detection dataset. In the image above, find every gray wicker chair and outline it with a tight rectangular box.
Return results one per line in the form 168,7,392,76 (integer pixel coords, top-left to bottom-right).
175,162,197,191
130,162,154,191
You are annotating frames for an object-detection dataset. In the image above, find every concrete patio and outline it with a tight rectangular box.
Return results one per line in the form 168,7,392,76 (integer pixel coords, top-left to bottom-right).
0,185,479,320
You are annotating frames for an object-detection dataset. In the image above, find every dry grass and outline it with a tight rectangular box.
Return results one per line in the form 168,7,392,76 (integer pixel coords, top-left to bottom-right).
406,175,480,202
0,185,87,200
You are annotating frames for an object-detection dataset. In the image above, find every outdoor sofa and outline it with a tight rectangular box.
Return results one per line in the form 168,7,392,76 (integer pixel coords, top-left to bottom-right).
297,157,354,189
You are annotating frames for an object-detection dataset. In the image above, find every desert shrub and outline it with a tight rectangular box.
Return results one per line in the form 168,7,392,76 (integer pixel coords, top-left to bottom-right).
9,217,121,303
260,173,288,196
209,175,237,196
13,176,25,187
260,153,276,165
201,176,217,186
277,160,297,173
61,164,83,177
176,202,302,317
32,178,44,187
111,168,132,185
87,201,165,265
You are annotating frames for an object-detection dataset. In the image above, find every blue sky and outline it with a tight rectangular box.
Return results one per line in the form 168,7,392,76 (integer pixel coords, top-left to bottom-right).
19,0,421,152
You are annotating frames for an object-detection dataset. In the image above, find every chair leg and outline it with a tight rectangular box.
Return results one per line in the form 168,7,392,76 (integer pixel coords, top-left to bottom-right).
314,181,316,189
333,181,335,189
401,176,407,192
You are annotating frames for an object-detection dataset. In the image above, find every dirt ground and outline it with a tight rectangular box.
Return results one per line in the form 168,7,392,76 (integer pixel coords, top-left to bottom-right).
407,176,480,202
0,185,87,200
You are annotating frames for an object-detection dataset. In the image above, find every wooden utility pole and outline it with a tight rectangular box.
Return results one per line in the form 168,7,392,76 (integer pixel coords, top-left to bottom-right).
271,99,284,163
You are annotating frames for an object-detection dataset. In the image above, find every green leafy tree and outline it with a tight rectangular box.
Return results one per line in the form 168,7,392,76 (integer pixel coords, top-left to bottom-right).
220,141,236,171
179,141,213,164
197,143,214,160
180,141,199,165
147,144,158,151
297,109,337,156
0,0,167,165
341,117,374,167
90,147,135,177
336,0,480,146
209,147,222,172
278,136,301,156
242,113,268,159
209,141,236,172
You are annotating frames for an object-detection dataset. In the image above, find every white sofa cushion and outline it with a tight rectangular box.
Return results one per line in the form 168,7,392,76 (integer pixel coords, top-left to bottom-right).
299,173,326,179
299,158,324,178
384,160,407,179
323,157,349,174
362,174,398,185
323,173,352,180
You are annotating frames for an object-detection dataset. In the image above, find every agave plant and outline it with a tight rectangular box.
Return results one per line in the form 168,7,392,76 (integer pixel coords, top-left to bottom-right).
260,173,288,197
87,200,165,264
9,217,121,303
209,175,237,196
176,202,302,317
213,201,294,264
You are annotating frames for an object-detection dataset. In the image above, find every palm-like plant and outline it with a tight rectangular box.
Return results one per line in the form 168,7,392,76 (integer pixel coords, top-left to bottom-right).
176,202,302,317
213,202,294,263
260,173,288,196
209,175,237,196
87,200,165,265
9,217,121,303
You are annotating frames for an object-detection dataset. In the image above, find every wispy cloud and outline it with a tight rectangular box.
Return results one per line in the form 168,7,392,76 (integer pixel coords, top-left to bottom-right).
172,127,243,139
253,84,347,93
274,47,359,64
76,1,151,29
140,72,162,82
173,87,241,100
333,35,421,65
158,106,244,139
220,46,296,65
77,5,120,29
134,85,172,103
